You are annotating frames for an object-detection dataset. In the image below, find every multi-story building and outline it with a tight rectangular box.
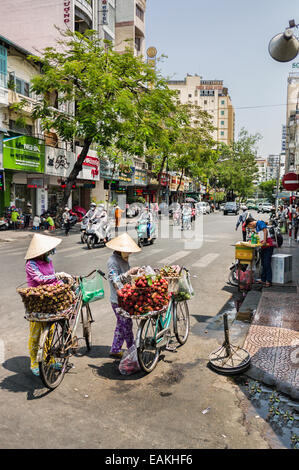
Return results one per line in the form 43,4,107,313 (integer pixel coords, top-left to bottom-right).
285,72,299,174
167,74,235,145
115,0,146,57
254,157,268,184
0,35,100,217
0,1,118,51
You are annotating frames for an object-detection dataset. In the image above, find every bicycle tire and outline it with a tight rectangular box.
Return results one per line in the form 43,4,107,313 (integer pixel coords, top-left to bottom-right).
81,303,92,351
137,318,161,373
173,300,190,345
39,320,70,390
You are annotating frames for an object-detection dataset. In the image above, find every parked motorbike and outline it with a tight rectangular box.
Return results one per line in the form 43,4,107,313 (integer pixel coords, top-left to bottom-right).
0,218,9,230
181,210,191,230
228,248,261,286
86,216,111,249
135,213,156,246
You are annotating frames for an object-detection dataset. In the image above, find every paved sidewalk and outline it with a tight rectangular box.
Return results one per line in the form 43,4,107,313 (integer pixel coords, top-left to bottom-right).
243,241,299,399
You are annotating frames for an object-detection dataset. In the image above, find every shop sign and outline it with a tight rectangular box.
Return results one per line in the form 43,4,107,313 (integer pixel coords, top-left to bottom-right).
45,146,73,178
76,147,100,181
63,1,71,25
3,135,45,173
101,0,108,25
27,177,44,189
133,169,148,186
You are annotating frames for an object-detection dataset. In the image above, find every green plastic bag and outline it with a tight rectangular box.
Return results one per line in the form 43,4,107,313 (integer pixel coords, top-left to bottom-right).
80,271,104,304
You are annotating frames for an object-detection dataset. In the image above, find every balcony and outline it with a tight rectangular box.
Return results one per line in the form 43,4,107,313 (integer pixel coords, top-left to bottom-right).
8,89,36,115
75,0,92,16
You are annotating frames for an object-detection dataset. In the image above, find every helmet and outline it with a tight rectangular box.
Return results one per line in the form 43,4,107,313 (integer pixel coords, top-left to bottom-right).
90,202,96,208
64,207,70,211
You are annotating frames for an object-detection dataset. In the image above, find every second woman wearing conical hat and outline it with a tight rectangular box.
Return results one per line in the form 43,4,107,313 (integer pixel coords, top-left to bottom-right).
106,233,141,358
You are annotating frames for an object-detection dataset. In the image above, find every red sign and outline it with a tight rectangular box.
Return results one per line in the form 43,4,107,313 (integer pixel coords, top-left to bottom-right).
282,172,299,191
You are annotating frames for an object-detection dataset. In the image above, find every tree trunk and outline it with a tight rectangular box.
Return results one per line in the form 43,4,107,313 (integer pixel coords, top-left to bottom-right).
56,137,92,223
156,155,167,204
176,170,184,200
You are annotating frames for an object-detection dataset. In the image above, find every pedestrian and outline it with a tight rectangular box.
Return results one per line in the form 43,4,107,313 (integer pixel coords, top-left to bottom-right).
24,203,32,229
236,208,251,242
106,232,141,358
11,206,20,230
294,205,299,242
32,215,41,230
62,207,71,236
114,203,123,234
24,233,72,375
46,214,55,232
245,217,274,287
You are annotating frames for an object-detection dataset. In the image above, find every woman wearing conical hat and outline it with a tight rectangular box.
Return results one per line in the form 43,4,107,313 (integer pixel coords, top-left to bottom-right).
24,233,72,376
106,232,141,358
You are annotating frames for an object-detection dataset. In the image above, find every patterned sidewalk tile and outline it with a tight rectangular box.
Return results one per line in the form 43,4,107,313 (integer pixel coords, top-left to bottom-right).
243,291,299,389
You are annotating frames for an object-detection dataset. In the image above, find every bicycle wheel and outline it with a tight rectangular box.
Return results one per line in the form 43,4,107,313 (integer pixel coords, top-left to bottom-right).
173,300,190,345
137,317,161,373
38,320,70,390
81,303,92,351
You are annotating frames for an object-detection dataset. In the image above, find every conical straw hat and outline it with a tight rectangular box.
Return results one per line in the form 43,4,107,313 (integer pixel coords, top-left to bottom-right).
24,233,62,260
105,232,141,253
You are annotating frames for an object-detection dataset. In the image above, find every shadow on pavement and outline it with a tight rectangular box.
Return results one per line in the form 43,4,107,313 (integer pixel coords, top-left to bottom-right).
0,356,51,400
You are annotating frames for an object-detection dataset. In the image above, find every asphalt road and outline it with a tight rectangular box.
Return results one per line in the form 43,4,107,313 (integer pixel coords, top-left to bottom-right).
0,210,275,449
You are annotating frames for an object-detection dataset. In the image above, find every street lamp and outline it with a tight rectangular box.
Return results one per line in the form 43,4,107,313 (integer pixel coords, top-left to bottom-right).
268,20,299,62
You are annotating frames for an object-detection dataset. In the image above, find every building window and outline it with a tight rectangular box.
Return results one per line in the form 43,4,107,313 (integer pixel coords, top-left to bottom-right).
136,4,144,21
9,119,33,136
8,73,30,97
194,89,198,97
221,120,225,125
221,110,224,116
220,131,224,136
135,37,141,51
221,100,225,105
188,93,192,98
204,100,207,105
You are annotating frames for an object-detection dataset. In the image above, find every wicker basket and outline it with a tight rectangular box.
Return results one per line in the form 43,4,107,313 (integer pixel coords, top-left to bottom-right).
23,304,76,322
116,305,168,320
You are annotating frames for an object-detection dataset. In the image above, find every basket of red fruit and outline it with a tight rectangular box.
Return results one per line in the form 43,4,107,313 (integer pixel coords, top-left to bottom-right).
117,274,171,318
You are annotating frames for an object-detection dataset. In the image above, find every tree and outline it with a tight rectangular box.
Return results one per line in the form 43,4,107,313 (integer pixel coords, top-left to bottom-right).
23,29,179,212
259,179,277,202
207,129,261,201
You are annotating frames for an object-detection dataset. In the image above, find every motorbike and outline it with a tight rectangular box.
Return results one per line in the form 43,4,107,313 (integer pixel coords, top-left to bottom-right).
181,210,191,230
228,248,261,287
0,218,9,230
135,213,156,246
80,215,89,243
86,216,111,249
173,210,181,226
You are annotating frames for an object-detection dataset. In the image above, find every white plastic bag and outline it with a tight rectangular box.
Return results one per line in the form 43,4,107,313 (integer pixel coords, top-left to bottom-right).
119,344,141,375
178,270,194,296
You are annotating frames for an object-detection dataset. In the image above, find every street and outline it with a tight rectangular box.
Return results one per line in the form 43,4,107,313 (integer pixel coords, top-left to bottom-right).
0,210,280,450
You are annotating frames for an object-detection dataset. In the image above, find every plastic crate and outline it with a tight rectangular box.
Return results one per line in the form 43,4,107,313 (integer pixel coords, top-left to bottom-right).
235,245,254,261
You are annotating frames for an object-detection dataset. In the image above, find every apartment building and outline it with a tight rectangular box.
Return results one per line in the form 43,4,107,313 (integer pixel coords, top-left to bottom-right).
285,72,299,174
0,1,117,53
167,74,235,145
115,0,146,56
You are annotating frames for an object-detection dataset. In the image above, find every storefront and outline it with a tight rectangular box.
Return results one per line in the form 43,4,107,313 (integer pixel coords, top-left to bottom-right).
100,159,134,204
2,133,45,215
44,146,100,213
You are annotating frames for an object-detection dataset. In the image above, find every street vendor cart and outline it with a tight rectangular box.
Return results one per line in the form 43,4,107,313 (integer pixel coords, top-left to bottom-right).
235,241,261,291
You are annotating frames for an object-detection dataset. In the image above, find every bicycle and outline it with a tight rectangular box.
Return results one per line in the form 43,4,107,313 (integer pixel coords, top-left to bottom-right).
134,268,191,373
31,269,105,389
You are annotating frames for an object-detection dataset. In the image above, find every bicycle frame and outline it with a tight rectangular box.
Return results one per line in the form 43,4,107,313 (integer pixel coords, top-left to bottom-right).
135,295,176,349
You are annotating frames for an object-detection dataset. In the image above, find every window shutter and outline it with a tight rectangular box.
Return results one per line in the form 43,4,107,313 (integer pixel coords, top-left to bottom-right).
0,45,7,86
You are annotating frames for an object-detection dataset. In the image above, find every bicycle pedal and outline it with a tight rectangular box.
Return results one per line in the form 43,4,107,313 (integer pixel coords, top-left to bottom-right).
165,345,177,352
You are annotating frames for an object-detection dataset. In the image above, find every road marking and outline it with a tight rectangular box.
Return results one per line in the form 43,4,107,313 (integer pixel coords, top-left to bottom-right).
131,248,163,258
1,249,26,256
192,253,219,268
157,250,191,265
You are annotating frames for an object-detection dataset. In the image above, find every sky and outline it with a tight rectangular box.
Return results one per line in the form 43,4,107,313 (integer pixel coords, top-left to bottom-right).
146,0,299,157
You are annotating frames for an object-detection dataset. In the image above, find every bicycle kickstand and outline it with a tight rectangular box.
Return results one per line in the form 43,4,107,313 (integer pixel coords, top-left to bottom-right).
165,332,177,353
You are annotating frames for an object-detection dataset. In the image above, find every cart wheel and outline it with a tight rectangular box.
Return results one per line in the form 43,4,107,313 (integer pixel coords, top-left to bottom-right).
39,321,69,390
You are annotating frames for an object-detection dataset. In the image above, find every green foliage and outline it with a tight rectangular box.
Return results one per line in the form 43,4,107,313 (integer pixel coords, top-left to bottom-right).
259,179,277,202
